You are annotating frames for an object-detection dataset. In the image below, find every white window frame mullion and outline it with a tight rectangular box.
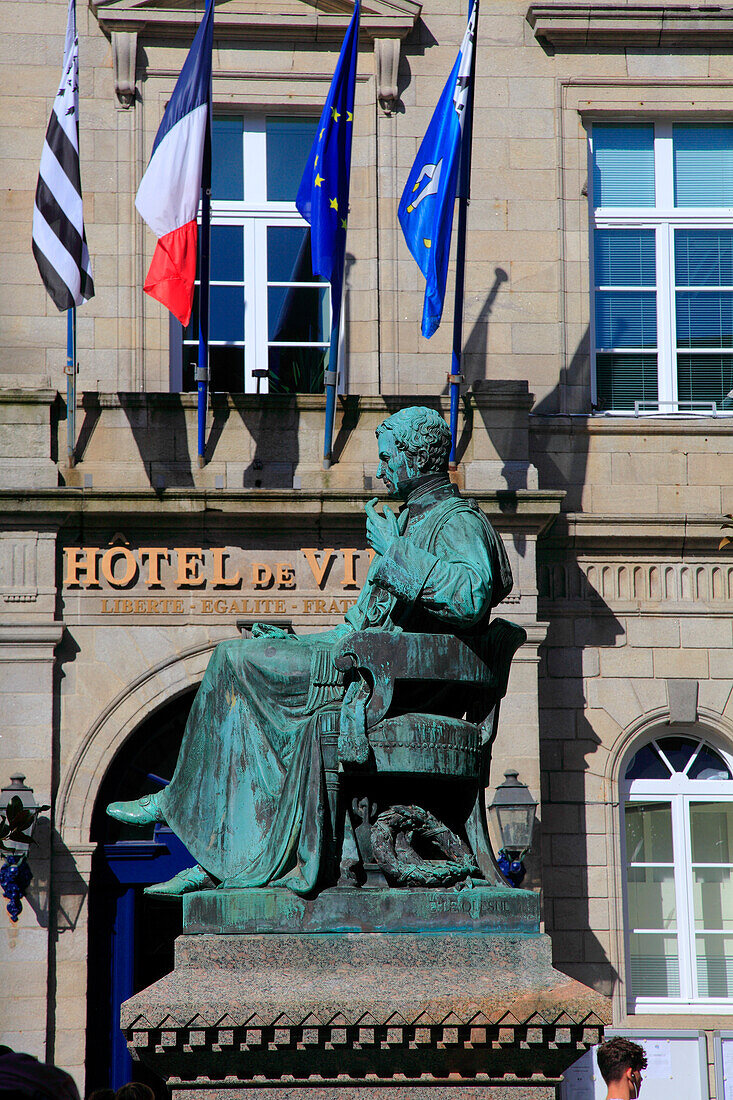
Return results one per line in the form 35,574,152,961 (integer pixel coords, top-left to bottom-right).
654,123,676,411
656,222,677,410
243,219,262,393
588,128,600,409
655,121,675,208
674,795,696,1001
243,120,268,394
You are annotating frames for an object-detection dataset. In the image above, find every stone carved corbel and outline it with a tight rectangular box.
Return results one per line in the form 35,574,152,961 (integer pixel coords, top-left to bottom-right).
374,38,400,111
112,29,138,108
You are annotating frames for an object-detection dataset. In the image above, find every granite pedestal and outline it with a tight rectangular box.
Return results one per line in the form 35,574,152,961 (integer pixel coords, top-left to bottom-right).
122,887,610,1098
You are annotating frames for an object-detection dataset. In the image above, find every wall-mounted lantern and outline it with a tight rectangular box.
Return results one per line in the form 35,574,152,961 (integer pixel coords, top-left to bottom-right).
489,769,537,887
0,775,47,922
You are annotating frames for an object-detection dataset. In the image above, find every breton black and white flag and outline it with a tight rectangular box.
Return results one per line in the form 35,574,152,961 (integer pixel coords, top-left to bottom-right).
32,0,94,311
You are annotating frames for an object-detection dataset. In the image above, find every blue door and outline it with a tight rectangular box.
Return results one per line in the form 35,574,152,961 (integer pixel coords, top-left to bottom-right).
102,826,193,1089
86,690,196,1097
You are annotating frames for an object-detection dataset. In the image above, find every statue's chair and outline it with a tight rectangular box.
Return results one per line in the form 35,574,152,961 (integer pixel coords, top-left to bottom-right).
318,618,527,889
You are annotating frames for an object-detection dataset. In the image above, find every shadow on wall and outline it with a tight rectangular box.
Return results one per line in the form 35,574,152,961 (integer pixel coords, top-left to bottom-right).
537,572,623,997
461,266,509,393
474,315,619,995
534,325,617,995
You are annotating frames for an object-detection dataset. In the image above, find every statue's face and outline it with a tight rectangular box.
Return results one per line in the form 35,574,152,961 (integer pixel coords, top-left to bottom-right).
376,432,419,498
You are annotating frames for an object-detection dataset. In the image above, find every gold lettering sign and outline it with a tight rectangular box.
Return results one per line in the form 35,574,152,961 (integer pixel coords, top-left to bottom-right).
97,597,358,617
64,546,375,592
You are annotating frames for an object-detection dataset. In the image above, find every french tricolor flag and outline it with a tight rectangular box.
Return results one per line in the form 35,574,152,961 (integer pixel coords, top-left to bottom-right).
135,0,214,326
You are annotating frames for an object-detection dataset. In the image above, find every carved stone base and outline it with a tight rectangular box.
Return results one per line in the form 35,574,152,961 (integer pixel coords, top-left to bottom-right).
122,926,610,1097
182,885,539,935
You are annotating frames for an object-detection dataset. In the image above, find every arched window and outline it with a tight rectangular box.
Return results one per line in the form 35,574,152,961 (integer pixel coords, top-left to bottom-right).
621,732,733,1011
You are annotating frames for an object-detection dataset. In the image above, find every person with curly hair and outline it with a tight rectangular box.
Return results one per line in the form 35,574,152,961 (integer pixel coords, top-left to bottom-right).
596,1037,647,1100
107,407,512,897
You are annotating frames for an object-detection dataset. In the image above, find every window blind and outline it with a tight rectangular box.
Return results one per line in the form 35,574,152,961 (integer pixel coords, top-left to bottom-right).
677,354,733,405
595,229,655,287
596,292,657,348
596,353,658,410
674,124,733,207
676,229,733,287
592,123,655,208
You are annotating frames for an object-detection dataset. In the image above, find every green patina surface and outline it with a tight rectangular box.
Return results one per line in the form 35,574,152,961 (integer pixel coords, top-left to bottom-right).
118,407,525,907
183,886,540,935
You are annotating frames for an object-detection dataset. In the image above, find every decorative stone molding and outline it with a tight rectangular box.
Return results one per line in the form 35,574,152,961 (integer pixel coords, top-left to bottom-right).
91,0,421,43
667,679,699,724
0,623,65,660
539,559,733,607
125,1018,605,1070
0,532,55,606
526,2,733,46
112,29,139,107
374,37,400,108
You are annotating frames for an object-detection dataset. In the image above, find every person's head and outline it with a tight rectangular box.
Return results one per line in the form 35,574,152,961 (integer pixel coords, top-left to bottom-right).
596,1037,647,1098
114,1085,155,1100
375,407,451,497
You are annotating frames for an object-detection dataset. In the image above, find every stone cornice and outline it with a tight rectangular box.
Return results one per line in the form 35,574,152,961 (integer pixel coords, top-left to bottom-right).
542,512,728,551
526,2,733,45
531,414,733,436
0,623,65,658
0,390,59,406
91,0,421,42
72,387,534,413
527,2,733,46
0,488,564,536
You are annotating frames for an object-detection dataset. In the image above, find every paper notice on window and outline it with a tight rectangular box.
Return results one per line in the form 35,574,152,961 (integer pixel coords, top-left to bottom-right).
642,1039,672,1079
722,1039,733,1099
561,1067,595,1100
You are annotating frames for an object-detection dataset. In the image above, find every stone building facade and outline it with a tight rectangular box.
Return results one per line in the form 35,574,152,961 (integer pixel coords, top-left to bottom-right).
2,0,733,1096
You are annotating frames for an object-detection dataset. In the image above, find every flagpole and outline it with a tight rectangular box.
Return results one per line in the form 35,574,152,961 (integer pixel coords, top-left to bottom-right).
196,104,212,467
448,0,479,469
66,306,76,468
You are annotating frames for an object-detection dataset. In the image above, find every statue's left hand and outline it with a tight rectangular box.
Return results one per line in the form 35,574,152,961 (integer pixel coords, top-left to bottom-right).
364,497,399,558
251,622,291,639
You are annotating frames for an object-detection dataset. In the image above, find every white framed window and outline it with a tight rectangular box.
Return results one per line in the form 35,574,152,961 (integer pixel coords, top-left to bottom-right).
589,121,733,414
621,732,733,1013
175,115,330,394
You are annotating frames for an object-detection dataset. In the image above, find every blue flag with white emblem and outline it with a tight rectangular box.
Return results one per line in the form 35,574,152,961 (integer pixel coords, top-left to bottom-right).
296,2,360,309
398,0,476,338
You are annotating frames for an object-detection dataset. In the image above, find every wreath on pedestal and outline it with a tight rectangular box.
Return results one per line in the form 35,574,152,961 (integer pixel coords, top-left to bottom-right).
370,804,479,887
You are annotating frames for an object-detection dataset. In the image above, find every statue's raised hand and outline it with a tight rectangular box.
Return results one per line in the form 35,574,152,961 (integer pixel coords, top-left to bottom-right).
364,497,399,558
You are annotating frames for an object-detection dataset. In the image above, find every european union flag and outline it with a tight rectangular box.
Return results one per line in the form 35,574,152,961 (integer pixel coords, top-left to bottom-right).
398,1,476,338
296,2,360,311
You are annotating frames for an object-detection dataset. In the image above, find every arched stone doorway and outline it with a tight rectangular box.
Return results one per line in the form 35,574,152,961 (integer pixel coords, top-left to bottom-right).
84,688,196,1096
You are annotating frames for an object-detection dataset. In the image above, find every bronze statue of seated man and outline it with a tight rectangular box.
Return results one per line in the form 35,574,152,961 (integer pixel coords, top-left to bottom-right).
107,406,514,896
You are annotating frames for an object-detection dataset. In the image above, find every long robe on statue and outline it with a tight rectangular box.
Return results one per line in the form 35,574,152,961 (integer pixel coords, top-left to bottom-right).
158,474,512,895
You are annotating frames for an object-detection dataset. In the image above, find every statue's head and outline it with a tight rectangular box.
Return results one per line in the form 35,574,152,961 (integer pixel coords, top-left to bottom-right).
375,406,451,498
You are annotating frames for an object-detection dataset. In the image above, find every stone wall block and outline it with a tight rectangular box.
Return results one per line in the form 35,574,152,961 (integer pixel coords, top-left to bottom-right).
599,648,653,679
709,650,733,679
653,648,710,679
625,618,680,648
679,617,732,649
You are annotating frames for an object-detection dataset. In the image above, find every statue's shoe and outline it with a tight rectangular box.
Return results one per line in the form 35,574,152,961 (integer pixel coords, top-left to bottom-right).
106,792,166,825
143,864,215,897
